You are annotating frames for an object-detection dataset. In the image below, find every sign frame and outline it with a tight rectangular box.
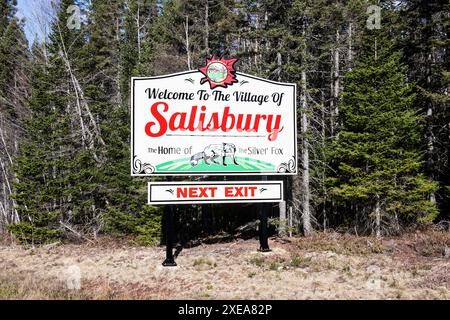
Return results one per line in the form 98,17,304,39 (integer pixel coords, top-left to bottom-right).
131,70,298,177
148,181,284,205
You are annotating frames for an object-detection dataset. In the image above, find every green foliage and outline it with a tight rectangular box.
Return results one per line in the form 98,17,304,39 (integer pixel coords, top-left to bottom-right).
329,30,439,233
2,0,449,241
395,1,450,219
193,257,217,268
0,0,16,36
289,255,311,268
102,206,162,246
134,206,162,245
0,17,28,115
7,223,62,244
12,0,84,242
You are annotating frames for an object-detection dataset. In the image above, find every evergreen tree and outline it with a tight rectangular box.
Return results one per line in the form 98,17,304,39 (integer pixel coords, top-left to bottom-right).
1,0,448,242
82,0,161,242
0,17,28,118
394,0,450,218
11,42,65,242
120,0,157,103
10,0,90,242
9,0,160,243
0,1,29,231
0,0,16,36
329,31,438,235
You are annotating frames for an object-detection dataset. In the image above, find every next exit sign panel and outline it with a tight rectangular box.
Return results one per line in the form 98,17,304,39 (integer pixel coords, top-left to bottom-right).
148,181,283,205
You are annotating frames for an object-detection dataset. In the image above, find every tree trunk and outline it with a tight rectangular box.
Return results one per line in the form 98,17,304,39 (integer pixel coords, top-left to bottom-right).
321,93,327,230
330,29,340,136
137,4,141,61
204,0,209,57
277,52,282,81
375,195,381,237
184,16,191,70
426,51,436,204
0,158,18,223
301,66,312,236
348,22,353,70
279,199,287,236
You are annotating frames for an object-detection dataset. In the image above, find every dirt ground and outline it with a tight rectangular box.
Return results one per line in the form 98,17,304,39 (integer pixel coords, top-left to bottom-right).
0,231,449,300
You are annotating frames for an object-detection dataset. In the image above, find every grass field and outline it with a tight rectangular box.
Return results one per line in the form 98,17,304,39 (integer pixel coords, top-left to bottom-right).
0,230,449,300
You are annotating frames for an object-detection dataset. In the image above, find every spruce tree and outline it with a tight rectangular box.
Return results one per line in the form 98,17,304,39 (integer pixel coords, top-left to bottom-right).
0,0,29,231
395,0,450,217
0,0,16,36
82,0,161,241
10,42,65,242
120,0,157,103
0,17,29,118
10,0,99,242
329,31,438,235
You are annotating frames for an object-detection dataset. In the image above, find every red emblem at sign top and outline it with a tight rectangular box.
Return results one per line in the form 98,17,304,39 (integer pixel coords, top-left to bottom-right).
199,57,238,89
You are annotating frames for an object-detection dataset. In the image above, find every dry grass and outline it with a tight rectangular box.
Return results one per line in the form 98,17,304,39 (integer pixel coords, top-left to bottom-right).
407,230,450,257
292,232,386,255
0,230,449,300
0,275,90,300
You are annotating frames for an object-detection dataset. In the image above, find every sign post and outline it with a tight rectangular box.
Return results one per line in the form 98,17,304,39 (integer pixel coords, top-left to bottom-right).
131,57,297,266
259,176,271,252
162,204,176,265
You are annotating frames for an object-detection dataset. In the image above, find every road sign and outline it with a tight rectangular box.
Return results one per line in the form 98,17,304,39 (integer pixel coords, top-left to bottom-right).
131,59,297,176
148,181,283,205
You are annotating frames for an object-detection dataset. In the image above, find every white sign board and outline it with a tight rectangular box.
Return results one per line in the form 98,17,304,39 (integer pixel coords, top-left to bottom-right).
148,181,284,205
132,62,297,176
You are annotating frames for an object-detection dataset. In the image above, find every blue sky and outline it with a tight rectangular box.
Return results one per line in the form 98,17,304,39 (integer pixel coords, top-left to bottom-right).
16,0,36,43
16,0,54,44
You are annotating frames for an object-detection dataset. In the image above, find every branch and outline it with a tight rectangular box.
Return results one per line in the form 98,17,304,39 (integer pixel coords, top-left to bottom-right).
59,221,95,244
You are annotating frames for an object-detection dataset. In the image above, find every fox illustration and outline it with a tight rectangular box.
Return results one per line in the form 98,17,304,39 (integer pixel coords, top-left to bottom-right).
190,143,239,167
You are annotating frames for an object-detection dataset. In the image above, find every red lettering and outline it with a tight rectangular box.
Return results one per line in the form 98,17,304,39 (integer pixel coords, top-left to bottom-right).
177,188,187,198
169,112,188,131
225,187,234,197
177,187,218,198
198,187,208,198
220,107,235,131
234,187,244,197
189,188,198,198
145,102,168,137
144,102,283,141
187,106,199,131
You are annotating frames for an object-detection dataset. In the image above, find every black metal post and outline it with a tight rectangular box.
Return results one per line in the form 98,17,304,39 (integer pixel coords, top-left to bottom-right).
258,176,271,252
202,204,213,236
162,177,177,267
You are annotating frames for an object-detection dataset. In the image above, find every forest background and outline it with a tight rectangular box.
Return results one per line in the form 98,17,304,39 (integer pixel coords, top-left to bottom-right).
0,0,448,245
